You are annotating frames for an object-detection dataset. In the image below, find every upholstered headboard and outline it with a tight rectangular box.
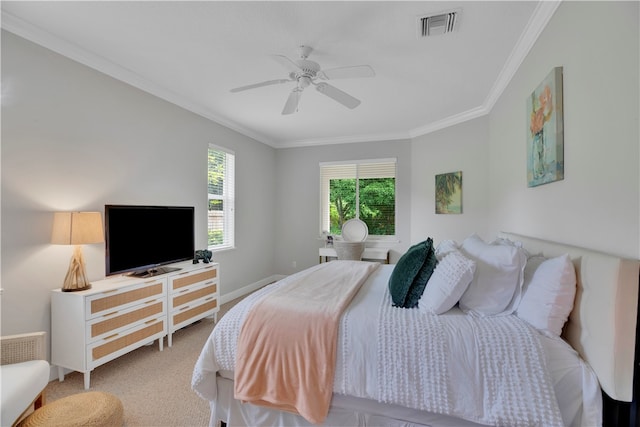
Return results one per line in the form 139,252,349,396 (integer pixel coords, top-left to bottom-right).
500,232,639,402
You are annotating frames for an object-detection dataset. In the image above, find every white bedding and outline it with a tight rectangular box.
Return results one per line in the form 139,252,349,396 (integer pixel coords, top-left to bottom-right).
193,264,602,427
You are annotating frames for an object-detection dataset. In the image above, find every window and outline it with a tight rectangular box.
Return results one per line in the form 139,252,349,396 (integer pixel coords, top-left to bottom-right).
320,159,396,238
208,145,235,250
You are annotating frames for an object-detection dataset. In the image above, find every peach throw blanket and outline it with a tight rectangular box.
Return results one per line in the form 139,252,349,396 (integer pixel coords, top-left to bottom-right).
234,260,379,424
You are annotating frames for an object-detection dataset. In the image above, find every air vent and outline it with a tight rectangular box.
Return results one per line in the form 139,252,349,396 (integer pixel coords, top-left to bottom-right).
417,10,459,37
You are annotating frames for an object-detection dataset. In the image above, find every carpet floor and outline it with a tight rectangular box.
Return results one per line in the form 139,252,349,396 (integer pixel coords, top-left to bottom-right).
44,297,242,426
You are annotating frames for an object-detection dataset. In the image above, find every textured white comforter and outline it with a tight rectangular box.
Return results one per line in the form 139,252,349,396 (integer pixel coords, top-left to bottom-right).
193,263,591,427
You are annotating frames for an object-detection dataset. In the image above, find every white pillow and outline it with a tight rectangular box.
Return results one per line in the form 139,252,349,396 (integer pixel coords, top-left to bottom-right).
516,254,577,336
435,239,460,261
419,250,475,315
458,234,527,316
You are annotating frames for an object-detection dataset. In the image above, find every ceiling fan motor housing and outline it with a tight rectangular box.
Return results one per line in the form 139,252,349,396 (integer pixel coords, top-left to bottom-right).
293,59,320,88
295,59,320,77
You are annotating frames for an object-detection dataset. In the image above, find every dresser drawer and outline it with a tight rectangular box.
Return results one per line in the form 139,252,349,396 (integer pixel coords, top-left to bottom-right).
170,266,217,291
87,299,165,343
172,298,217,328
88,317,165,368
171,282,217,310
86,279,166,320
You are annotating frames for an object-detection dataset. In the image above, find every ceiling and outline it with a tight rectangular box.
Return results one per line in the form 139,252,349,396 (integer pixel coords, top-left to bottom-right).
1,1,559,148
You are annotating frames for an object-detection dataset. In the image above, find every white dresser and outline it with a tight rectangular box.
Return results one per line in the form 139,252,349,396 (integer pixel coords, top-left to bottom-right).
51,261,219,389
167,263,219,347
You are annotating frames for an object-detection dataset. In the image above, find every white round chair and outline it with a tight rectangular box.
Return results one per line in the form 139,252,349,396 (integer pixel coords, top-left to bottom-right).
334,219,368,260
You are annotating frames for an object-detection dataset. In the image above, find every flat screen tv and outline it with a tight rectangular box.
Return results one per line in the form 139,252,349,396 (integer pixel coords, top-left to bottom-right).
105,205,195,277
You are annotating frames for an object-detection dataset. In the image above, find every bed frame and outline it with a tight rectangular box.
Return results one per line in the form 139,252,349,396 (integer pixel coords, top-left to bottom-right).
499,232,639,426
218,233,639,426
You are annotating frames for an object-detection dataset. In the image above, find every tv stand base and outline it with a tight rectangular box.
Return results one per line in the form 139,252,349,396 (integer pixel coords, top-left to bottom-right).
129,266,181,278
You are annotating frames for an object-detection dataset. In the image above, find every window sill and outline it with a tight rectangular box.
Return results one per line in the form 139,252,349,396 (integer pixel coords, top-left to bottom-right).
208,245,235,253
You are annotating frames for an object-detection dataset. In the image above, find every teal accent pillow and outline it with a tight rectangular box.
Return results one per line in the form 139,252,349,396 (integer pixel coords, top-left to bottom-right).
389,239,435,308
404,240,437,308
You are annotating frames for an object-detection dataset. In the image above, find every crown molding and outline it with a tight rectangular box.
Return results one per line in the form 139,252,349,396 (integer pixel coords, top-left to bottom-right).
1,1,559,149
1,11,276,147
408,105,489,139
482,0,561,110
405,0,560,142
273,130,412,149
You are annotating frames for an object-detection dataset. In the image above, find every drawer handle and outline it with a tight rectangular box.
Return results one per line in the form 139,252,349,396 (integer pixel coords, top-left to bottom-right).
101,289,118,295
178,288,190,294
144,300,157,305
145,319,158,325
204,297,215,302
102,311,119,317
179,306,190,311
205,281,215,285
104,333,119,341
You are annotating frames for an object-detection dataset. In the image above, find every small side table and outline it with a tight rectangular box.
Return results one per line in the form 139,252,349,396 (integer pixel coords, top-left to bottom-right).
319,247,389,264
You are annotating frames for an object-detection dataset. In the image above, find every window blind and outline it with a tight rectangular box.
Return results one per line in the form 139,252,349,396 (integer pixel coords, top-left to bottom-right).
208,145,235,250
320,158,396,237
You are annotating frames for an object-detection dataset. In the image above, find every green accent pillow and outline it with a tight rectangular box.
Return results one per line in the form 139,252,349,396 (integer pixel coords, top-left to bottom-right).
404,240,437,308
389,239,435,307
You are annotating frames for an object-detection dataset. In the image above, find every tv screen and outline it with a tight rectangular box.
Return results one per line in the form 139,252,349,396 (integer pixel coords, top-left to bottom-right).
105,205,195,277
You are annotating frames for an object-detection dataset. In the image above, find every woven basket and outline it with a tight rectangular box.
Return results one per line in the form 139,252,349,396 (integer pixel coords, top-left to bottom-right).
333,241,365,261
18,391,123,427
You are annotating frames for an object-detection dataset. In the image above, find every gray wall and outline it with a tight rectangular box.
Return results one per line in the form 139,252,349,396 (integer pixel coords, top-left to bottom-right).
1,32,278,338
487,0,639,257
410,117,491,244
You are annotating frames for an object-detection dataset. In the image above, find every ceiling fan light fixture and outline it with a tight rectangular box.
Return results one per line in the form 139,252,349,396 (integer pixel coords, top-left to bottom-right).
298,76,312,89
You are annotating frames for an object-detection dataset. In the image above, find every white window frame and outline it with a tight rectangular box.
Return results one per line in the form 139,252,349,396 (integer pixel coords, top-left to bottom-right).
208,144,235,251
320,158,397,241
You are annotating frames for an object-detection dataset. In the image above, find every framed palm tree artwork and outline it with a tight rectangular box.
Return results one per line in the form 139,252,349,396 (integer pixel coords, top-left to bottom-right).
435,171,462,214
527,67,564,187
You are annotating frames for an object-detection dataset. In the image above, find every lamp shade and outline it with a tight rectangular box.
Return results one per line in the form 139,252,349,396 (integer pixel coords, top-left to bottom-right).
51,212,104,245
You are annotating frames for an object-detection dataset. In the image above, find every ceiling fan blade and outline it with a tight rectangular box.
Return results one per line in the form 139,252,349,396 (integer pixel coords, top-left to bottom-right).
319,65,375,80
230,79,291,93
271,54,301,73
282,88,302,115
315,83,361,109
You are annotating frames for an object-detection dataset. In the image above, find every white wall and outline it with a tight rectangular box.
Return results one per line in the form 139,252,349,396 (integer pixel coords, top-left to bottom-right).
487,1,639,258
1,32,278,340
274,139,412,273
410,117,491,244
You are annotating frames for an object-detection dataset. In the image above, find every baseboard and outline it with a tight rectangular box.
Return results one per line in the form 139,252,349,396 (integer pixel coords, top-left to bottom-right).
219,274,284,305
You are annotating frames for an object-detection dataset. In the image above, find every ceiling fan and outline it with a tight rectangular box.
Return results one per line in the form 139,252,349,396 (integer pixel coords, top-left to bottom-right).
230,45,375,115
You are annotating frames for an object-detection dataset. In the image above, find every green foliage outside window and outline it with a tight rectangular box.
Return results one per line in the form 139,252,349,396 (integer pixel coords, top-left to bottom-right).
208,148,226,247
329,177,395,235
208,230,223,245
208,150,225,196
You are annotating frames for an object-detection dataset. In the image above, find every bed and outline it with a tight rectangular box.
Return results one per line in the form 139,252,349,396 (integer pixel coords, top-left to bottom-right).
192,232,639,426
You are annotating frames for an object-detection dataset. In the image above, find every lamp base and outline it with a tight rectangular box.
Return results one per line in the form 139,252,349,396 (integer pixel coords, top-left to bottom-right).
61,284,92,292
61,245,92,292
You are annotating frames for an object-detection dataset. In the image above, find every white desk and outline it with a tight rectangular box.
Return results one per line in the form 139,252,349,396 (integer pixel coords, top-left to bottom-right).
319,247,389,264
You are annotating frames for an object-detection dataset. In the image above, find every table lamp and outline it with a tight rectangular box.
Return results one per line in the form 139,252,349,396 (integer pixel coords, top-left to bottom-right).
51,211,104,292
